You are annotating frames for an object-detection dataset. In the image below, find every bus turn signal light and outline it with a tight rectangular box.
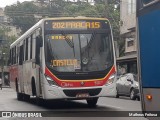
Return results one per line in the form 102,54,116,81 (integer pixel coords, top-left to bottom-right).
146,95,152,101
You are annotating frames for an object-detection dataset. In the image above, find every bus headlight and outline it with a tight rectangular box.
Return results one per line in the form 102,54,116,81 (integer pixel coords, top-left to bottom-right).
45,75,58,86
105,74,116,86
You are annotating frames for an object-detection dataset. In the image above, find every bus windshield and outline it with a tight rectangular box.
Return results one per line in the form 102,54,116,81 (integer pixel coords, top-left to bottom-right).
44,19,113,72
45,31,113,72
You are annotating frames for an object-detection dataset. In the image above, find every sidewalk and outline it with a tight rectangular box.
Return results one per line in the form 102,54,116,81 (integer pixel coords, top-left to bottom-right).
2,85,11,88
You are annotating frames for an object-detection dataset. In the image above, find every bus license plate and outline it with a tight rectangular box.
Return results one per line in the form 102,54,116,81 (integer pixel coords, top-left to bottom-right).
76,93,89,98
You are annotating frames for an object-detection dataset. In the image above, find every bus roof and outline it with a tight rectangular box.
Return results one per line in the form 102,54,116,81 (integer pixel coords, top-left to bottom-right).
10,17,109,48
43,17,109,21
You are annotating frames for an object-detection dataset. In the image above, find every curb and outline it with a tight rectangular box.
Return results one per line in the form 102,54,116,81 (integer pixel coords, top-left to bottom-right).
2,86,11,88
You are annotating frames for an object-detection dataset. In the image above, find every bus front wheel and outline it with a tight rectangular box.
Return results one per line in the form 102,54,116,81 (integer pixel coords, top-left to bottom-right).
86,97,98,107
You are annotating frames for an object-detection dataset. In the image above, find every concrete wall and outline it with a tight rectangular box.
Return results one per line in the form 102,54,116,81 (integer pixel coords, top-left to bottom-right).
120,0,136,34
120,0,137,55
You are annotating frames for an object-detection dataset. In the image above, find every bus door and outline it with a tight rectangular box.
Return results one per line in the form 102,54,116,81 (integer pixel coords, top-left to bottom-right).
137,0,160,114
34,35,43,97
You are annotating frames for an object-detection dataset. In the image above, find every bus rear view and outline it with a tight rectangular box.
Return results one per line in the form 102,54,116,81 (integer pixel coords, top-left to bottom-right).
137,0,160,118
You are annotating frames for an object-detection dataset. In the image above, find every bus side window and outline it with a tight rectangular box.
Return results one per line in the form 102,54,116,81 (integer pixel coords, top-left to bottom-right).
15,46,17,64
16,46,18,64
19,45,24,65
25,38,29,61
23,40,25,61
8,49,12,65
28,37,30,60
32,33,36,59
12,47,16,64
17,45,20,64
30,35,33,59
11,48,13,65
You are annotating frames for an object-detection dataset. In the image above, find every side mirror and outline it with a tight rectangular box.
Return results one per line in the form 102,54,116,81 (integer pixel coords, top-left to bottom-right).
127,79,131,81
127,79,133,84
127,78,132,82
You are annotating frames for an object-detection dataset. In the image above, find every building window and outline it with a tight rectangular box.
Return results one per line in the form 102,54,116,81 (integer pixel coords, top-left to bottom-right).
127,37,134,47
128,0,136,14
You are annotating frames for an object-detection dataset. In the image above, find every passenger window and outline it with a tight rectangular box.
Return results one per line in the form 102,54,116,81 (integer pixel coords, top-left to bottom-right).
30,35,33,59
32,33,36,59
25,38,29,61
19,45,24,65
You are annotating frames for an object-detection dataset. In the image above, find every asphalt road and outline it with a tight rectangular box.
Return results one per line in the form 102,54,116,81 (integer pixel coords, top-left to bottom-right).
0,88,148,120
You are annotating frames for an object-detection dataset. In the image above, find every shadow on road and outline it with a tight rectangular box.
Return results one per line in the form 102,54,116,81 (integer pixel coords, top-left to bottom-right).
17,97,118,111
14,97,120,117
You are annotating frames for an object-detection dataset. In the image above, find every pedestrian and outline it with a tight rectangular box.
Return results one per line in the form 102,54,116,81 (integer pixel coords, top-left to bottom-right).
0,77,2,90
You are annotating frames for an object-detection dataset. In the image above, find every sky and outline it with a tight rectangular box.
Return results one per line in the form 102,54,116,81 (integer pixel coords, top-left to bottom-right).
0,0,33,8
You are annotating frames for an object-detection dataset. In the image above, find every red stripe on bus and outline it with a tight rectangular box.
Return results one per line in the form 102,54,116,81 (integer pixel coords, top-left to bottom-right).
45,66,116,88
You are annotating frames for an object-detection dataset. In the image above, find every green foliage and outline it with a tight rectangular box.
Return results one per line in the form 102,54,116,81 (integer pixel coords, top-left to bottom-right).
4,2,38,33
0,27,17,65
4,0,120,32
4,0,122,55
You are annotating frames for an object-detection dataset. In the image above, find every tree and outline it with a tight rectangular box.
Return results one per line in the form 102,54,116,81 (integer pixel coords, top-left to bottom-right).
4,2,38,33
0,26,17,66
4,0,122,55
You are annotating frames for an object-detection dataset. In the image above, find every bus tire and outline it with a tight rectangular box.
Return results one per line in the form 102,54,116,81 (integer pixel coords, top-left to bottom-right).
86,97,98,108
17,93,24,101
31,78,36,96
23,94,30,102
116,88,119,98
15,80,23,101
36,97,44,106
31,78,43,105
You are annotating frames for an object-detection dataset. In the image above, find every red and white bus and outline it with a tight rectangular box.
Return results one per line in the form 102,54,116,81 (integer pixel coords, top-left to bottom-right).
9,17,117,107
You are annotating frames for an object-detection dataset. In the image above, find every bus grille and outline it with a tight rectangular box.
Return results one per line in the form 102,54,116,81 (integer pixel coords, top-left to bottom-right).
63,88,102,97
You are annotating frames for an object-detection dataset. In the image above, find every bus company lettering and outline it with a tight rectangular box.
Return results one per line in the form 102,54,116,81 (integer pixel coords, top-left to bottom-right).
51,59,78,67
61,82,73,87
52,22,100,29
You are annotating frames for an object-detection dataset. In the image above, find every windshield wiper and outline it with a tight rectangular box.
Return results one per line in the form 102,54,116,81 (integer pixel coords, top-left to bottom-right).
61,31,75,57
61,31,74,48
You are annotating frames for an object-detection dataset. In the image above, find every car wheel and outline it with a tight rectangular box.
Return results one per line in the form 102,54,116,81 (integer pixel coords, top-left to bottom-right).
130,89,136,100
116,89,119,98
137,97,140,101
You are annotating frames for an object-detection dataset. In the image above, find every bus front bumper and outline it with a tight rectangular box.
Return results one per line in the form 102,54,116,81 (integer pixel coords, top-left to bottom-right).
42,83,117,100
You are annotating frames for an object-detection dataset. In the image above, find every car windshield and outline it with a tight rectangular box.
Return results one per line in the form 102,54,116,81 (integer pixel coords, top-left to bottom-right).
45,31,114,72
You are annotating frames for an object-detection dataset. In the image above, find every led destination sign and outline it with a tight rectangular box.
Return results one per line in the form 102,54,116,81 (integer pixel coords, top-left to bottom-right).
52,21,100,29
45,20,109,30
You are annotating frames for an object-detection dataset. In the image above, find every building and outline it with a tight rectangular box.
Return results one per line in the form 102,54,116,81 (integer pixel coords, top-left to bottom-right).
117,0,137,74
0,8,21,37
0,8,21,86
